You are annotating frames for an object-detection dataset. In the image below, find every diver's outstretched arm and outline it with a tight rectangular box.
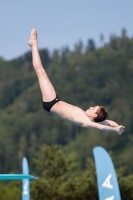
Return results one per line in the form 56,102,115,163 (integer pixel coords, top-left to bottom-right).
99,120,119,127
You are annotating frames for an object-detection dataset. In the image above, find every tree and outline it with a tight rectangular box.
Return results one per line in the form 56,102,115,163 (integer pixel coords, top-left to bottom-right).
31,145,98,200
121,28,127,38
86,39,96,52
100,33,104,46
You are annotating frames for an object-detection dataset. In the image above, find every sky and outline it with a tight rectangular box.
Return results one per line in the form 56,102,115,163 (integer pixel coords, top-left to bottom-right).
0,0,133,60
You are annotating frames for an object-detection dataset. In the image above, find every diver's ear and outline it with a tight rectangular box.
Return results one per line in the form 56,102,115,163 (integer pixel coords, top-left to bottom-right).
93,113,97,119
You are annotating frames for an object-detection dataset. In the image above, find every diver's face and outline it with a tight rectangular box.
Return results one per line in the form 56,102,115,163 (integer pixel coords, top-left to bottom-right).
86,106,99,119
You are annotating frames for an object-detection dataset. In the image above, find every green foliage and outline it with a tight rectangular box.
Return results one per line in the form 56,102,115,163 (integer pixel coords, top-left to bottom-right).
117,167,133,200
31,145,98,200
0,181,21,200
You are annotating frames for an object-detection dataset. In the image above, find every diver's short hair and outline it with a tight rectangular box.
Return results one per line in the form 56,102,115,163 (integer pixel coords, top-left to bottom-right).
94,105,108,122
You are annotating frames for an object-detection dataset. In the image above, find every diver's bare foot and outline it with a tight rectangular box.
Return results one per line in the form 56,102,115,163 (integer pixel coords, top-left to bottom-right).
28,28,37,47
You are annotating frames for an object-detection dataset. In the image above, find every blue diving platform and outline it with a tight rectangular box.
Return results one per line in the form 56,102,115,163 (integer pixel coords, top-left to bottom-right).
0,174,38,180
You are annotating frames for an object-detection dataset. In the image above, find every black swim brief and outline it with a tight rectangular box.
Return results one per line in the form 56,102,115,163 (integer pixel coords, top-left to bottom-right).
42,96,60,112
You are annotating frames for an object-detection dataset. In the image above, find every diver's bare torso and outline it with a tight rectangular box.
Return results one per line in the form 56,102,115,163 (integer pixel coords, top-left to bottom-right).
50,101,90,127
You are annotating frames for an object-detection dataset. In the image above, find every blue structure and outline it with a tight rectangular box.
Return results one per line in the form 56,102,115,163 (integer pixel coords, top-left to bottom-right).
22,157,31,200
93,146,121,200
0,174,37,180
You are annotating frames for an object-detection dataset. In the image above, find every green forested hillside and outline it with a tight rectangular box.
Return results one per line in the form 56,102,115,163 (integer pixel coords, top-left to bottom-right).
0,35,133,175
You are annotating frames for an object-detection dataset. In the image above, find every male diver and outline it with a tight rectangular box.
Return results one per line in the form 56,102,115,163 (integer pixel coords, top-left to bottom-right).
28,28,125,135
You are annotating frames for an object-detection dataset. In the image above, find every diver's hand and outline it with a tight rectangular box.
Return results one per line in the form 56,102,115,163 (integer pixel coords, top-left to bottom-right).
115,125,125,135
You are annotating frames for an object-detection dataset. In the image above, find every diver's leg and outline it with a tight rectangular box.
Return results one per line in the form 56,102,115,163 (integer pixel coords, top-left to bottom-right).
28,29,56,102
